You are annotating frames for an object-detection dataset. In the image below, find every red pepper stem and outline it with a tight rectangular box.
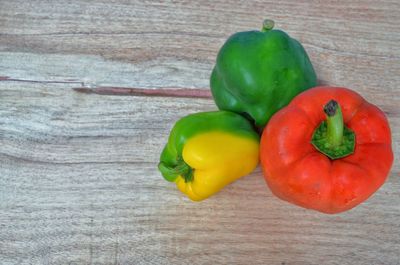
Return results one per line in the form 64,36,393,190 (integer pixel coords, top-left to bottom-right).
261,19,275,32
311,100,355,159
324,100,344,147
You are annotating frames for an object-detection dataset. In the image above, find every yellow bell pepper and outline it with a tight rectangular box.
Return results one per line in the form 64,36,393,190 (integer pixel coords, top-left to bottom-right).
158,111,259,201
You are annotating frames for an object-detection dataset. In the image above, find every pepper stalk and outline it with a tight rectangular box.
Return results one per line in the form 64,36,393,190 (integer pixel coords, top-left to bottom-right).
311,99,355,159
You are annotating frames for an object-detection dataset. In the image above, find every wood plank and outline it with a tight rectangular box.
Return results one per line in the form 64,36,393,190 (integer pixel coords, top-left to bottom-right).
1,82,399,265
0,48,398,112
1,0,400,94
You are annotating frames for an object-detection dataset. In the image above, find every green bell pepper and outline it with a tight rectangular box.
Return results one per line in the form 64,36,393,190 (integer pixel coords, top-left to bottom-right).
159,111,259,201
210,19,317,128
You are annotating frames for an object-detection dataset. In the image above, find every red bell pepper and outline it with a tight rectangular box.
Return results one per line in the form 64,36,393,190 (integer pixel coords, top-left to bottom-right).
260,86,393,214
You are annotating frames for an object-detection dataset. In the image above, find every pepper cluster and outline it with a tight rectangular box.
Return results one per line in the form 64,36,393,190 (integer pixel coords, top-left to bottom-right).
158,19,393,214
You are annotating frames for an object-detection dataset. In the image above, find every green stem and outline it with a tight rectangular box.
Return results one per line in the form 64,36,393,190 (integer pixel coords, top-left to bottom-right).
261,19,275,32
175,160,193,183
324,100,343,147
158,159,193,182
311,100,355,160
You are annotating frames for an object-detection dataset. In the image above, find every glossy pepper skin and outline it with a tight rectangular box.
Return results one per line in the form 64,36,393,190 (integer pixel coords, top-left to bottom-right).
211,19,317,128
260,87,393,214
159,111,259,201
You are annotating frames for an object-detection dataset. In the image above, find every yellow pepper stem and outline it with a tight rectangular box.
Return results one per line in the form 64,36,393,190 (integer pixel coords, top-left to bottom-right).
158,160,193,182
175,160,193,182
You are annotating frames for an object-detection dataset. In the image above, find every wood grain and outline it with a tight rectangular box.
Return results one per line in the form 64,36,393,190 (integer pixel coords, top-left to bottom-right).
1,0,399,264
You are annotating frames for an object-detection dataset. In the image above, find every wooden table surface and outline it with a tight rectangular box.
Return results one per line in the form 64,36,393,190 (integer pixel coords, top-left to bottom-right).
1,1,399,264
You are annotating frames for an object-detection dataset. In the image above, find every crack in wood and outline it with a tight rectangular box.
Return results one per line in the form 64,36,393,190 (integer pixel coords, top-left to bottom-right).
0,30,223,39
0,76,83,85
1,77,212,99
73,86,213,99
0,153,156,165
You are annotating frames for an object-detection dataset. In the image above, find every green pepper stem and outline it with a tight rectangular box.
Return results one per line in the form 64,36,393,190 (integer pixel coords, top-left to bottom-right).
324,100,343,147
261,19,275,32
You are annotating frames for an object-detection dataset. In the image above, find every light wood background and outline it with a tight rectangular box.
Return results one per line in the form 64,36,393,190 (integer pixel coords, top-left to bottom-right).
1,0,399,264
